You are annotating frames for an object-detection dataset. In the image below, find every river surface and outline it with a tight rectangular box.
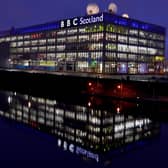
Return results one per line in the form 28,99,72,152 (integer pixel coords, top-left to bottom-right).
0,89,167,168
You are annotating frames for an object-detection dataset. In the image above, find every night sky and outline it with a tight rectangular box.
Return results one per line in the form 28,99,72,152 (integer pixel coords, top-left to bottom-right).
1,0,168,53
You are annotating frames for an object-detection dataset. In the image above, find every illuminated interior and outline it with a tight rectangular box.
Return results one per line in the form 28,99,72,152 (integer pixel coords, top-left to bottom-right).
0,12,165,74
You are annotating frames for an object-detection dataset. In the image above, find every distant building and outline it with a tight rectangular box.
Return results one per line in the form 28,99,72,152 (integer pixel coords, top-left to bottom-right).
0,12,166,74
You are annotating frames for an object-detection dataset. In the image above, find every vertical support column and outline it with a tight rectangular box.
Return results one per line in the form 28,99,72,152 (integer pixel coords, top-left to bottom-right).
102,23,106,74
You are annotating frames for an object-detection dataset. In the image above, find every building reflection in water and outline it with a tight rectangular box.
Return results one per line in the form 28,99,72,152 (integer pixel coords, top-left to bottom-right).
0,91,160,163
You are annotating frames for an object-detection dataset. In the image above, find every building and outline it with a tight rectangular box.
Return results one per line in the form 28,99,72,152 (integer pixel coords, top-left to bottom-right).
0,12,166,74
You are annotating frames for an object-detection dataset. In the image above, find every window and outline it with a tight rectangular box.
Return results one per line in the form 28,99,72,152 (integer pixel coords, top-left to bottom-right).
47,53,55,60
106,24,117,33
66,53,77,61
10,42,17,47
89,43,103,50
118,35,127,43
11,36,17,41
90,33,103,41
106,33,116,41
57,37,66,43
129,29,138,36
128,45,138,53
67,36,77,43
118,53,127,60
24,35,30,40
31,47,38,52
39,46,46,52
24,48,30,53
18,41,23,47
67,28,77,35
56,53,65,61
31,40,38,46
24,41,31,46
78,52,88,60
148,48,157,55
139,39,147,46
18,36,23,40
57,45,65,51
139,47,147,54
106,43,117,51
105,52,116,60
129,37,138,45
118,44,128,52
57,30,66,36
79,35,89,42
17,48,23,53
47,46,55,52
79,27,86,33
39,39,46,45
128,54,137,60
48,38,55,45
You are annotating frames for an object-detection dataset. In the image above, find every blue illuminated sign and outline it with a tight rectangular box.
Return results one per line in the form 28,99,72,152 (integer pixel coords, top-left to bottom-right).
60,13,104,28
0,12,165,37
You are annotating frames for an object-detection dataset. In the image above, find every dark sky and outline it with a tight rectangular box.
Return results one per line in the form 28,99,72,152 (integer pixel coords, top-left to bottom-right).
1,0,168,54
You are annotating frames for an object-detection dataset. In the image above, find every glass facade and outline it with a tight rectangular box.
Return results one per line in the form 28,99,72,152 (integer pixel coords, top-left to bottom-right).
0,12,165,74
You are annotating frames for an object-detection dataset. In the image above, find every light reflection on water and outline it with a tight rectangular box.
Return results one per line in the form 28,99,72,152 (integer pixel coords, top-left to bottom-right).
0,90,161,166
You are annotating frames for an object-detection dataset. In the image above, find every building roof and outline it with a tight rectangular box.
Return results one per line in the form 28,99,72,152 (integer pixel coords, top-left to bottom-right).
0,12,166,37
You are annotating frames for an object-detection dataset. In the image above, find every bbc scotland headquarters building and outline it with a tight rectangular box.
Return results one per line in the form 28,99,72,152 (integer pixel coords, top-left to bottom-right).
0,12,166,74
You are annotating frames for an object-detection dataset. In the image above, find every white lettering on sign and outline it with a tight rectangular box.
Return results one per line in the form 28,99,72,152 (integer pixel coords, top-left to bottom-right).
73,18,78,26
60,14,104,28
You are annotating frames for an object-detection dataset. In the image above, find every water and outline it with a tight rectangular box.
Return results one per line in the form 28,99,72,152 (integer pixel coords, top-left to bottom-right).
0,89,168,167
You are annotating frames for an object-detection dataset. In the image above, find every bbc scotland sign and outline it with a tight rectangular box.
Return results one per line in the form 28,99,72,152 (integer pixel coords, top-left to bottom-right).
60,14,104,28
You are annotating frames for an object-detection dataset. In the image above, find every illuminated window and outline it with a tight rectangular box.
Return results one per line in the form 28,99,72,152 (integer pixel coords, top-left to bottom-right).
31,47,38,52
118,53,127,60
10,42,17,47
18,41,23,47
56,53,65,61
67,36,77,43
90,33,103,41
148,48,157,55
11,36,17,41
139,39,147,46
105,52,116,60
67,28,77,35
129,37,138,45
57,30,66,36
139,47,147,54
31,40,38,46
24,41,31,46
106,43,117,51
24,35,30,39
128,54,137,60
66,53,77,61
128,45,138,53
39,46,46,52
17,48,23,53
118,35,128,43
39,39,46,45
47,46,55,52
57,37,66,43
57,45,65,51
106,33,116,41
129,29,138,36
24,48,30,53
79,35,89,42
18,36,23,40
48,38,55,44
6,37,11,41
79,27,86,33
118,44,128,52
